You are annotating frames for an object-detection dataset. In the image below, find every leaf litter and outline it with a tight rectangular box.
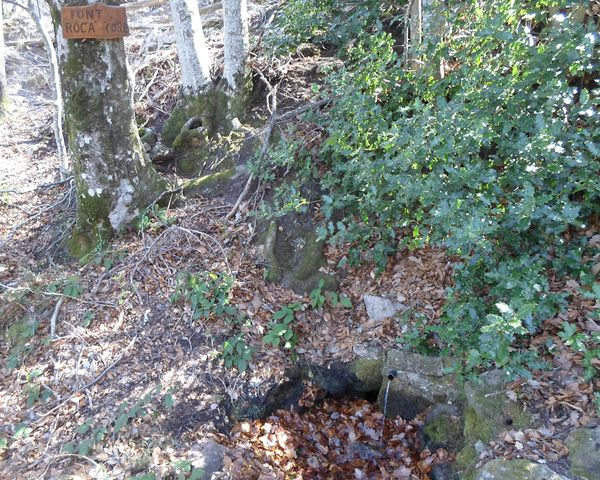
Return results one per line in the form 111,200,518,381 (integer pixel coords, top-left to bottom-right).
1,2,599,479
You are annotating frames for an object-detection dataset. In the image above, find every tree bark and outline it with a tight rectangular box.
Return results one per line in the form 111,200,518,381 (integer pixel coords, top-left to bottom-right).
28,0,68,176
169,0,211,95
53,0,165,252
223,0,248,92
0,0,9,114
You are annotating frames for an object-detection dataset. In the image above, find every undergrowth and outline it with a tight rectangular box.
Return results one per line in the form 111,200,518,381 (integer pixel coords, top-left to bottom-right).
260,0,600,376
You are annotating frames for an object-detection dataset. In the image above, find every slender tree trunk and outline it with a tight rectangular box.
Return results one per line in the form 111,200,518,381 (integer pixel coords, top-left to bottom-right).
162,0,214,145
223,0,248,92
28,0,68,176
169,0,211,95
0,0,9,115
53,0,165,254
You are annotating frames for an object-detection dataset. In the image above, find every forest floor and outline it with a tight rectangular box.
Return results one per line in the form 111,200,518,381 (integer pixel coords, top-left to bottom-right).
1,1,599,480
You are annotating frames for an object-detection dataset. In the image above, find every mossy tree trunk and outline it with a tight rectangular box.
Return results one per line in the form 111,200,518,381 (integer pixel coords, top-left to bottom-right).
222,0,250,120
169,0,211,94
0,0,9,115
53,0,165,254
163,0,251,147
162,0,216,145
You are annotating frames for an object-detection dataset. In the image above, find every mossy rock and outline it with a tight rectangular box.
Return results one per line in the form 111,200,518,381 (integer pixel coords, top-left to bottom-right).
171,120,253,179
565,426,600,480
474,459,568,480
377,349,460,420
162,94,210,147
349,356,384,393
139,128,157,148
182,166,248,198
455,370,535,479
421,404,464,452
262,215,336,294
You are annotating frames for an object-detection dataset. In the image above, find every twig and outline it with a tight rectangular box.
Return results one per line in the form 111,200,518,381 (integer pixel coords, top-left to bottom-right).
129,225,232,284
0,283,118,308
224,69,280,222
274,98,331,124
0,192,70,248
125,0,222,16
36,177,73,190
136,68,160,103
35,337,137,422
36,453,100,480
49,296,64,339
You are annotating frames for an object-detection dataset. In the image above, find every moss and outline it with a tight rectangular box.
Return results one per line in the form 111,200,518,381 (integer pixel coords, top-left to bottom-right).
162,94,209,146
173,127,207,150
455,371,535,479
452,406,480,478
293,230,325,281
68,228,95,258
5,319,36,347
264,220,281,282
565,427,600,480
220,74,253,123
163,88,237,146
423,410,463,450
182,166,244,198
349,357,383,392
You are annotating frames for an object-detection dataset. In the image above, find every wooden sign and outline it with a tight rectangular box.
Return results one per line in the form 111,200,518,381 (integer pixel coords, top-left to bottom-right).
61,3,129,40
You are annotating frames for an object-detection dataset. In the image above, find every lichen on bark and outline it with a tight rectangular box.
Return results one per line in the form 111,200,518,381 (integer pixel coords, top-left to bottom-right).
54,1,166,254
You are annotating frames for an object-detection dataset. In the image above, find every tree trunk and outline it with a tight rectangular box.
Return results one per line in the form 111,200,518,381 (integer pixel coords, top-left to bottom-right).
162,0,215,145
169,0,211,95
222,0,249,122
28,0,68,176
0,0,9,115
223,0,248,92
53,0,165,254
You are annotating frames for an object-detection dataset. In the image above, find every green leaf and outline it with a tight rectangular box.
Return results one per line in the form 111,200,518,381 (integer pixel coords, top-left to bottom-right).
340,296,353,308
190,468,205,480
78,438,94,456
76,419,93,435
13,424,31,440
164,394,174,412
114,414,129,434
94,427,107,442
62,442,76,454
237,359,248,372
131,474,156,480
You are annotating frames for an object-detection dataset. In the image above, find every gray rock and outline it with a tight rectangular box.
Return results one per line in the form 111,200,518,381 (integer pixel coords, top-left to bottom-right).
190,439,227,480
140,128,158,148
262,213,336,294
431,462,457,480
363,294,408,321
149,142,173,163
475,458,568,480
456,370,535,477
421,404,464,451
566,426,600,480
377,349,460,420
